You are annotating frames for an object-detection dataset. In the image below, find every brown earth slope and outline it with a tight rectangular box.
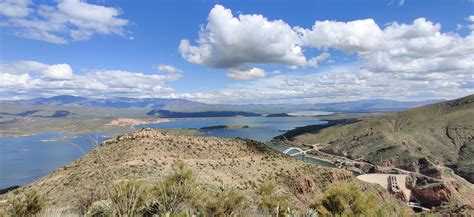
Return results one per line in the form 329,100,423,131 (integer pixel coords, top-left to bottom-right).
23,128,358,209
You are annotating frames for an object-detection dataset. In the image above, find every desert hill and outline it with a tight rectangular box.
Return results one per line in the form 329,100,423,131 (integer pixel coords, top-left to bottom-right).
2,128,473,215
25,128,358,209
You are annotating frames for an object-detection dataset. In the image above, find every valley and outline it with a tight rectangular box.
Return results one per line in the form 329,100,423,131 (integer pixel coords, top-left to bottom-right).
0,95,473,215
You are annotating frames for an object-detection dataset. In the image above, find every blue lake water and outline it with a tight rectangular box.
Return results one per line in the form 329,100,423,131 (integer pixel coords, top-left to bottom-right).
142,116,326,141
0,116,326,189
0,133,115,189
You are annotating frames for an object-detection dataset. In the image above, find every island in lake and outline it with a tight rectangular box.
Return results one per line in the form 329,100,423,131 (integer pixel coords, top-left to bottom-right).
200,125,249,130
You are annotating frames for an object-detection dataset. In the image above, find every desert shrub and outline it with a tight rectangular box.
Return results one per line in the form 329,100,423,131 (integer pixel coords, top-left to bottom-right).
284,208,318,217
204,189,249,216
311,182,409,217
311,182,379,216
256,180,289,216
299,208,319,217
375,196,411,217
109,179,145,217
0,209,7,217
35,206,77,217
72,188,103,215
87,200,113,217
142,162,201,215
3,188,46,217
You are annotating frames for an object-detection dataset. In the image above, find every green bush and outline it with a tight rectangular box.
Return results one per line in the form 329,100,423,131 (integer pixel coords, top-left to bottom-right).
256,180,289,216
311,182,409,217
205,189,249,216
4,188,46,217
142,162,201,215
311,182,379,216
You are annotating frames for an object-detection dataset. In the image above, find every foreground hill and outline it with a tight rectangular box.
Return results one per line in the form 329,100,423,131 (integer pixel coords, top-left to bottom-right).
278,94,474,183
3,128,473,215
22,129,360,209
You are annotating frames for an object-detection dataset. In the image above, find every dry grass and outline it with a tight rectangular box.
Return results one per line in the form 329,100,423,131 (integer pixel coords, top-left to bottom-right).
10,128,352,211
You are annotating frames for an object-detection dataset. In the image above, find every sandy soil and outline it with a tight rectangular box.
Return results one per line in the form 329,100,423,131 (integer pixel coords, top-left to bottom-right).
106,118,172,126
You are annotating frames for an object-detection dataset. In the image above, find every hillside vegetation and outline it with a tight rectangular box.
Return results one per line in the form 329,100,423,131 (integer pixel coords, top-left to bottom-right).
0,128,410,216
23,128,351,206
280,94,474,183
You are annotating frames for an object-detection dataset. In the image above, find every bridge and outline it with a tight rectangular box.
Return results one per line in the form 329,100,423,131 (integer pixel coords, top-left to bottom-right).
282,147,312,157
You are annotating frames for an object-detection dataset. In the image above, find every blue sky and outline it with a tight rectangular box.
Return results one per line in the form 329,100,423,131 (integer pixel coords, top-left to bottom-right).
0,0,473,103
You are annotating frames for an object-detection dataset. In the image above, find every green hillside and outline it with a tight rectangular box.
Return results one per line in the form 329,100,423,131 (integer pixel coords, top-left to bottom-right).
280,94,474,183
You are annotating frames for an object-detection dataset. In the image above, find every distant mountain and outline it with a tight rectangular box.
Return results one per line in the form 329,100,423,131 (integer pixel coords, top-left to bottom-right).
14,95,207,110
17,95,89,105
314,99,443,113
147,109,261,118
279,94,474,183
7,95,444,113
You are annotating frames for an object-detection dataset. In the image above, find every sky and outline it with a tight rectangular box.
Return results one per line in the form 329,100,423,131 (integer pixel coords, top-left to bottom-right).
0,0,473,104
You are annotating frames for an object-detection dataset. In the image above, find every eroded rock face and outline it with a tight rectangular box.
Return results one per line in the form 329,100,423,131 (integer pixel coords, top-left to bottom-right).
328,170,352,183
418,158,442,179
294,176,317,194
411,184,452,207
293,170,351,195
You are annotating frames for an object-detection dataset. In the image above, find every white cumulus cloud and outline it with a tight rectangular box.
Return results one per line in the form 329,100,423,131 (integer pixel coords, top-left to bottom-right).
0,0,130,43
297,19,383,52
0,60,180,99
226,67,266,80
0,0,31,17
181,5,474,83
0,60,73,80
43,64,73,80
154,64,183,74
179,4,311,79
178,65,473,104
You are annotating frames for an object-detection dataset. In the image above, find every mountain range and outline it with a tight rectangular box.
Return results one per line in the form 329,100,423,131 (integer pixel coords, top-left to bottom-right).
4,95,443,113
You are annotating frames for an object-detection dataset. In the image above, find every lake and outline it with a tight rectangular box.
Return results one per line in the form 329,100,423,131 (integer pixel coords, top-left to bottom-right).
142,116,326,141
0,116,326,189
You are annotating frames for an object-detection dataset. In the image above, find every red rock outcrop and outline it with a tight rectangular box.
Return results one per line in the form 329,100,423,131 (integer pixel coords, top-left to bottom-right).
294,176,318,194
411,184,452,207
328,170,352,183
